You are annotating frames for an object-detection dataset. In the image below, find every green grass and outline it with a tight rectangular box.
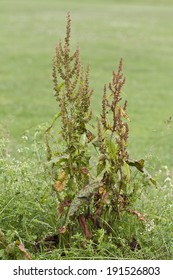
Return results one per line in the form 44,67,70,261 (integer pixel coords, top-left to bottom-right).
0,0,173,260
0,138,173,259
0,0,173,166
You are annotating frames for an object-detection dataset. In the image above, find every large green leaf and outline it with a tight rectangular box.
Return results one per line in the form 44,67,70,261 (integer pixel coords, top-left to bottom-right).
105,137,118,160
64,181,100,227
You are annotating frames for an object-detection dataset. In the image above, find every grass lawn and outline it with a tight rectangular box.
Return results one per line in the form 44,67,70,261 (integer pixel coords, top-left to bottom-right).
0,0,173,260
0,0,173,166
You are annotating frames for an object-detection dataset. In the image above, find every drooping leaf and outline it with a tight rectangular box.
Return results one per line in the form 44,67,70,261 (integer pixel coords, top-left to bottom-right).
126,159,157,186
63,181,100,228
126,159,144,171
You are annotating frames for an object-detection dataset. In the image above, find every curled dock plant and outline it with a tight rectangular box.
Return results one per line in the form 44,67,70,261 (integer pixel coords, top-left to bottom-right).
46,13,156,244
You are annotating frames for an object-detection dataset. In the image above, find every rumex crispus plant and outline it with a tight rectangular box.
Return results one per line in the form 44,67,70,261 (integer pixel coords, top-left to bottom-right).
46,13,156,244
48,13,93,192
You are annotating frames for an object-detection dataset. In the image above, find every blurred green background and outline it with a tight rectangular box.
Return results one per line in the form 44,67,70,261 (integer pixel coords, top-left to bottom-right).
0,0,173,166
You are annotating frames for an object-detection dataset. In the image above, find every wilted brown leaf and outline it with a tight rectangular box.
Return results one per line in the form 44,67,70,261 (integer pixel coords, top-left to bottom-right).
54,171,67,192
18,242,31,260
54,180,66,192
58,226,66,234
128,209,147,222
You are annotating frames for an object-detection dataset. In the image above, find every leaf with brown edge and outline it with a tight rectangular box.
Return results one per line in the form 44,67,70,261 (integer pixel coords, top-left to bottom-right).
17,242,31,260
78,214,92,239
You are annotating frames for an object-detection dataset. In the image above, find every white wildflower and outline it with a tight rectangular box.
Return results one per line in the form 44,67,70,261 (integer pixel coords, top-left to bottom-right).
22,135,28,141
145,219,155,232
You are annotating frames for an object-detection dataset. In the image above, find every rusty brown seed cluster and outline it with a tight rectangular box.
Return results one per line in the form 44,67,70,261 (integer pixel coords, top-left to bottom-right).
52,12,93,145
99,58,129,164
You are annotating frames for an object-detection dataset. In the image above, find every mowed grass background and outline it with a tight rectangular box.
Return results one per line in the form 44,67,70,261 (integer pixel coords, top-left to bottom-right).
0,0,173,167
